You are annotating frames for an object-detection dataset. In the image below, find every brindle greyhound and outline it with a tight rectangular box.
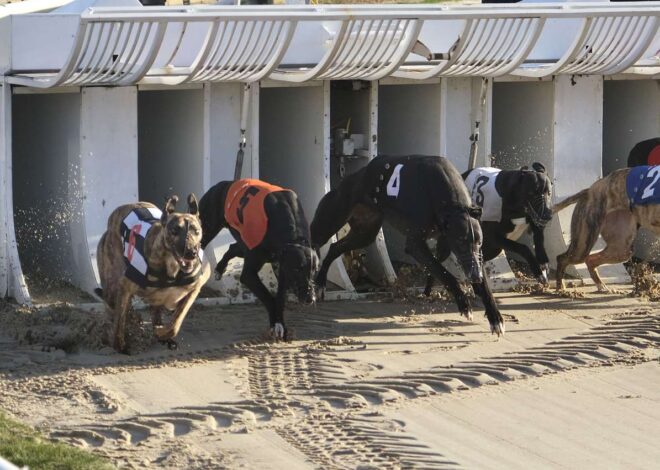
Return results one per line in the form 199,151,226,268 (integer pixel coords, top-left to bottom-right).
96,195,210,353
554,166,660,292
198,179,318,340
424,162,553,294
311,155,505,336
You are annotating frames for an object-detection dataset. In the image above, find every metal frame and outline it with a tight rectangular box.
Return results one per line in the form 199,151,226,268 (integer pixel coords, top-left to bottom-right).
3,3,659,88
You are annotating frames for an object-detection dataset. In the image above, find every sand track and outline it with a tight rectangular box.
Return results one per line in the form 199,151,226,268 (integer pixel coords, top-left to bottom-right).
0,289,658,468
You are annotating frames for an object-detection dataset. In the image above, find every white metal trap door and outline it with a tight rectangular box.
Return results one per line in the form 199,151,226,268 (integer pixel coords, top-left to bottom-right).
145,16,296,85
603,79,660,265
8,13,167,88
513,9,659,78
395,16,544,80
271,16,421,83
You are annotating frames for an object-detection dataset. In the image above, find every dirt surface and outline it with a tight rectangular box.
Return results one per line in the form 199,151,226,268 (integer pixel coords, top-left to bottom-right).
0,284,659,469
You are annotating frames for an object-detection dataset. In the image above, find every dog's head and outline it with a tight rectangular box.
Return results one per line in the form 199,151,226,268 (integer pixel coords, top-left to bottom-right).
444,206,484,284
161,194,204,274
516,162,553,227
279,243,319,305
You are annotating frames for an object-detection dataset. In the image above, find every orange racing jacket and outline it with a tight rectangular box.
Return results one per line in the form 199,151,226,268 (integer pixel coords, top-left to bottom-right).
225,179,291,250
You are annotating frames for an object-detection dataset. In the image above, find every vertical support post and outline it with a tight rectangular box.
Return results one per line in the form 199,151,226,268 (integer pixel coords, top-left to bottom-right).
203,82,245,296
75,86,139,295
439,78,448,157
0,81,9,297
248,82,260,179
470,77,492,168
0,80,29,303
322,80,355,294
368,80,397,284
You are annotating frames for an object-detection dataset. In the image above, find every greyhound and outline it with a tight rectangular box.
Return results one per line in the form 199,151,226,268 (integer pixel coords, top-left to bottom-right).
198,179,318,340
310,155,505,336
554,166,660,292
96,195,210,353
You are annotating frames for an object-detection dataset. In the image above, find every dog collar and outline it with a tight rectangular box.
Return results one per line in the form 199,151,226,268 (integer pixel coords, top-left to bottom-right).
145,259,202,288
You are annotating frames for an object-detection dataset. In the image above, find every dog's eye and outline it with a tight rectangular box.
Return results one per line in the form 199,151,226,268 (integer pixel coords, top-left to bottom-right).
169,226,179,235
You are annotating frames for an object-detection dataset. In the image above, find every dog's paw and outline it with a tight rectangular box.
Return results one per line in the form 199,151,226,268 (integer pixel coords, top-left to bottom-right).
159,338,178,350
537,264,550,285
460,307,473,322
315,285,326,302
490,320,505,337
271,323,286,340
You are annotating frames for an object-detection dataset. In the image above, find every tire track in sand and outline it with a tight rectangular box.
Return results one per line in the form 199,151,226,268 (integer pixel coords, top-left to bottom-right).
245,345,464,469
303,313,660,409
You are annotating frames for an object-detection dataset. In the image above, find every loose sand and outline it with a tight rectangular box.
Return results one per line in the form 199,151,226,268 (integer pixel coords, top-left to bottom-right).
0,283,658,469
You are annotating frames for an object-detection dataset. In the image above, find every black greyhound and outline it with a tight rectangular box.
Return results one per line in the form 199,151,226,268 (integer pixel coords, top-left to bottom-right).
311,155,505,336
198,179,318,340
425,162,553,294
627,137,660,167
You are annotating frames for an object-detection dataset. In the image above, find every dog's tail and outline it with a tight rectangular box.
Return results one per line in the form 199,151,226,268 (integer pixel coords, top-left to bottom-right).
553,189,589,213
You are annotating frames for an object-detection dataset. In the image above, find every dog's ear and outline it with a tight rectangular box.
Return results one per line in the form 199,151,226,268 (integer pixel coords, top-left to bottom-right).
531,162,546,173
520,165,529,171
187,193,199,217
161,195,179,223
468,205,482,220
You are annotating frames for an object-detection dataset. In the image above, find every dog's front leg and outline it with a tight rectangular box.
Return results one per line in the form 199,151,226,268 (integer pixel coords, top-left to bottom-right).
155,264,211,347
151,306,165,327
405,236,473,321
471,265,505,336
316,214,383,298
423,240,453,296
532,226,550,284
496,232,546,285
240,256,283,339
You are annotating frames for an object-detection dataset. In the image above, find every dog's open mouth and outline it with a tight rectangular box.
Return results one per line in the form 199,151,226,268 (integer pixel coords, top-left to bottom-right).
178,256,197,274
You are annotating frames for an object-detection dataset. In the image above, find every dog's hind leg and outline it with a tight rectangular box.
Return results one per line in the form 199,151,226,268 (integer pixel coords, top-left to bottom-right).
406,237,473,321
585,210,637,292
315,205,383,293
154,291,196,349
215,243,242,280
555,198,605,291
112,286,134,353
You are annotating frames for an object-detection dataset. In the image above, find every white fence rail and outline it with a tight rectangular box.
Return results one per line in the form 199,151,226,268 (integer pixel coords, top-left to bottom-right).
3,2,660,88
